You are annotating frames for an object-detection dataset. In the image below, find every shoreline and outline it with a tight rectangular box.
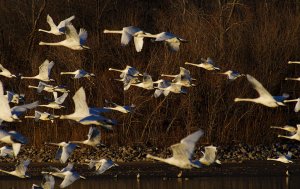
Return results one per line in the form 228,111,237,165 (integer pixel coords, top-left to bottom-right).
0,161,299,178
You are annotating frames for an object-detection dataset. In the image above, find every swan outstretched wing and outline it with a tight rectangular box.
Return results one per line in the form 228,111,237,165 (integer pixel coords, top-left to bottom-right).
79,28,88,45
55,92,68,104
178,129,204,159
0,81,12,120
96,159,115,174
87,126,100,142
246,74,273,98
200,146,217,164
46,15,57,30
60,171,79,188
57,15,75,32
134,36,144,52
15,159,30,175
41,174,55,189
65,23,79,41
72,87,89,117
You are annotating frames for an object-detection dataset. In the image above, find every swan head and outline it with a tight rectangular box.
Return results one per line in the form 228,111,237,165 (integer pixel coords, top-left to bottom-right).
39,42,46,45
90,73,95,77
103,29,109,33
10,74,17,78
59,115,67,119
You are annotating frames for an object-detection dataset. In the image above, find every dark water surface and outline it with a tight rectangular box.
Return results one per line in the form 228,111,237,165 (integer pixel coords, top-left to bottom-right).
0,176,298,189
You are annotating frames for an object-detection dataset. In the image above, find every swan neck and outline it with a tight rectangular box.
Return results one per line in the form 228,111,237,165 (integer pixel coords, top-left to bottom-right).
234,98,257,103
147,154,167,163
103,30,122,34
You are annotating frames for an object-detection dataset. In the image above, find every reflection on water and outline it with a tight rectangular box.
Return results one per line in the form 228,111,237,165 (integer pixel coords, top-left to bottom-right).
0,176,299,189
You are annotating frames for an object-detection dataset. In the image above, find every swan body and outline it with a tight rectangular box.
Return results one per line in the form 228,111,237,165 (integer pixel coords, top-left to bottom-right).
0,159,30,178
278,125,300,141
45,141,78,163
39,15,75,35
39,92,68,109
39,23,89,50
21,59,55,82
0,64,16,78
234,74,285,108
61,69,95,79
146,129,204,169
185,58,220,71
138,32,187,51
104,26,148,52
71,126,102,147
161,67,195,87
131,73,154,90
86,159,118,174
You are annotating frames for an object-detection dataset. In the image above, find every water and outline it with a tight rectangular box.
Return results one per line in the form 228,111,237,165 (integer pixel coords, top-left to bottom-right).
0,176,298,189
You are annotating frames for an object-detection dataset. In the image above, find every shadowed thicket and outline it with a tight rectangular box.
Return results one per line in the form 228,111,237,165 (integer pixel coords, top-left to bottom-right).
1,0,300,147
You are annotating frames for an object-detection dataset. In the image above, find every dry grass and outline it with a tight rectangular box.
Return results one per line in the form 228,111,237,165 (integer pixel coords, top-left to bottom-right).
1,0,300,147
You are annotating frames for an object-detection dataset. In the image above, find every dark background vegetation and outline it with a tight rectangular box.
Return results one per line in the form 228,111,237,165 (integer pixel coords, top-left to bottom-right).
1,0,300,147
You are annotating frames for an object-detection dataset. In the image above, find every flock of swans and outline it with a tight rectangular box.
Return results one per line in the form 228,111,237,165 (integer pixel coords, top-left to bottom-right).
0,13,298,188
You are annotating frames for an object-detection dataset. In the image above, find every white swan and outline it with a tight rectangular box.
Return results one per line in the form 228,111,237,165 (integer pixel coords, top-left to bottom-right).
0,129,28,157
154,80,187,98
39,23,89,50
267,152,293,163
61,69,95,79
70,126,102,147
218,70,244,80
21,59,55,82
104,26,148,52
0,64,16,78
104,100,134,113
29,81,69,93
115,74,140,91
283,98,300,112
161,67,195,87
130,73,155,90
109,65,141,78
45,141,78,163
185,58,220,71
234,74,286,108
25,111,59,123
278,125,300,141
146,129,204,169
137,32,187,51
42,163,85,188
32,174,55,189
0,159,30,178
39,92,68,109
39,15,75,35
85,159,118,174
